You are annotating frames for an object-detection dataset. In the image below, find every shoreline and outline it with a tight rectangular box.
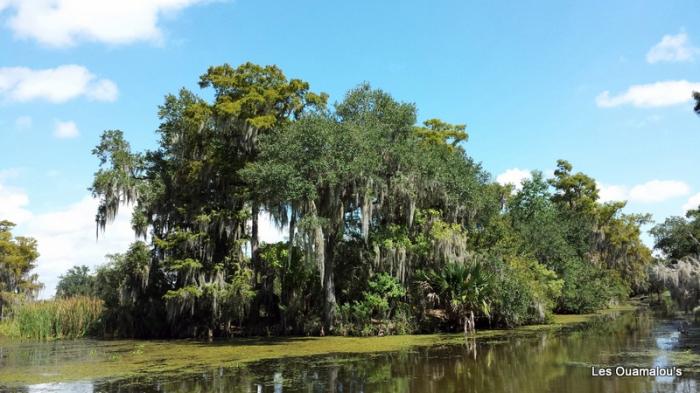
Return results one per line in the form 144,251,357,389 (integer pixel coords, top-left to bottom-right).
0,304,638,387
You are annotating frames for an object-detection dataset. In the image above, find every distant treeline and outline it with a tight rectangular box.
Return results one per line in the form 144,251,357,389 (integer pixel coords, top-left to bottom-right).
2,63,664,339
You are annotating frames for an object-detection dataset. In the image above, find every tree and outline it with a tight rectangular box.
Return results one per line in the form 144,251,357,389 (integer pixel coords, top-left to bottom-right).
198,63,327,273
419,259,493,335
93,242,168,338
56,265,95,298
693,91,700,116
245,83,489,331
0,220,42,319
592,204,652,293
648,256,700,313
508,164,650,307
91,63,326,337
414,118,467,150
651,209,700,260
508,171,574,267
86,65,654,338
548,159,599,211
244,114,374,330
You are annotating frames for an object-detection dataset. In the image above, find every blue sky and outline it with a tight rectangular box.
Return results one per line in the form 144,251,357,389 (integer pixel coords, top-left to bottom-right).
1,0,699,297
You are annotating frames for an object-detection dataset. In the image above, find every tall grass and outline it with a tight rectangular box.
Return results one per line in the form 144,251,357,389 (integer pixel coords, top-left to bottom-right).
0,317,19,337
12,296,104,340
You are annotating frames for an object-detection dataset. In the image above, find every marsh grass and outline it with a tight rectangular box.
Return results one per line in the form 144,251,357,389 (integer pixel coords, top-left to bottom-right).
12,296,103,340
0,318,19,337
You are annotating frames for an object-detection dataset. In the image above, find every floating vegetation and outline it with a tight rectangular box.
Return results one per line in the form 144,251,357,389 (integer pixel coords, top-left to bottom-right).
0,307,621,387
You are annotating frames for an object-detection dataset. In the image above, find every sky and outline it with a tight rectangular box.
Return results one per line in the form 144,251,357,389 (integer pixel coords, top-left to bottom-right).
1,0,699,298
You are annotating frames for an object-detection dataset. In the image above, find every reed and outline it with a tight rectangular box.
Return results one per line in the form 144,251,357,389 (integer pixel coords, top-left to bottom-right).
13,296,104,340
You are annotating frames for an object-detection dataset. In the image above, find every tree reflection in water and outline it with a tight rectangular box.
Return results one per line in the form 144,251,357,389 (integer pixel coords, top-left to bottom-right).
6,311,700,393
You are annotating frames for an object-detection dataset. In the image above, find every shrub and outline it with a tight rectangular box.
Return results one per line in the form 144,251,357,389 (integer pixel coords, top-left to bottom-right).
337,273,409,336
557,259,627,314
489,257,561,326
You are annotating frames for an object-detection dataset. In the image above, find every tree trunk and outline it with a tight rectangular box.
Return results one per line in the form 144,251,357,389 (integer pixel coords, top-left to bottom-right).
251,203,260,268
281,207,296,334
287,207,296,270
323,234,337,332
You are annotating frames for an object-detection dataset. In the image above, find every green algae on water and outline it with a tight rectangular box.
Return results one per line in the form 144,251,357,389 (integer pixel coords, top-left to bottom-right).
0,307,633,387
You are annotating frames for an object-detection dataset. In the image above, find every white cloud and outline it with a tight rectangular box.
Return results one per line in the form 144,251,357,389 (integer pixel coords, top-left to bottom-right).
629,180,690,203
0,0,208,47
53,120,79,139
20,196,137,299
0,180,32,225
88,79,119,101
596,80,700,108
647,32,699,64
0,65,118,103
15,115,32,129
597,180,690,204
598,183,628,203
683,193,700,212
1,174,131,298
496,168,531,191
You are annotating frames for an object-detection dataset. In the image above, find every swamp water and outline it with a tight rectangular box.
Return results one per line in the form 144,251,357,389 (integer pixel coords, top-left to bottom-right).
1,310,699,392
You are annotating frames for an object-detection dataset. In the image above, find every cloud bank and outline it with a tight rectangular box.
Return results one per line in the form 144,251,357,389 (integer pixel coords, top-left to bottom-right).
598,180,690,203
495,168,532,191
647,32,699,64
0,65,118,103
0,0,208,47
596,80,700,108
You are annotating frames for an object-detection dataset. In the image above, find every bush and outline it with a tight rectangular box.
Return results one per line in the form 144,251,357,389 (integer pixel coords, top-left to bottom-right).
489,257,562,327
337,273,410,336
557,259,627,314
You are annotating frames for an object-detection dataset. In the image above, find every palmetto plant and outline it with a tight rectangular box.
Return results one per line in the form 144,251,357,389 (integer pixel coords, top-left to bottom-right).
419,259,493,335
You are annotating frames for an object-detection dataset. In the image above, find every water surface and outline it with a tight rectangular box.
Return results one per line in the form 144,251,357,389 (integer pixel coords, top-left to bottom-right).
2,310,699,392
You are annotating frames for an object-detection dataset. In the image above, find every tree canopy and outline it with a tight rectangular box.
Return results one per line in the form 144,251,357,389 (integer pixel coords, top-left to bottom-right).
0,220,41,319
85,63,654,338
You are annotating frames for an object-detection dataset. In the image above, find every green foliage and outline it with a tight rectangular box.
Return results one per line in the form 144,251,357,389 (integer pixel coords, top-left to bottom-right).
489,257,563,327
548,159,599,212
0,220,42,321
56,265,95,298
557,259,627,314
94,242,166,338
419,259,493,333
338,273,410,336
506,164,650,312
259,242,319,334
651,209,700,260
0,317,19,337
85,63,653,338
11,296,103,340
414,118,467,150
